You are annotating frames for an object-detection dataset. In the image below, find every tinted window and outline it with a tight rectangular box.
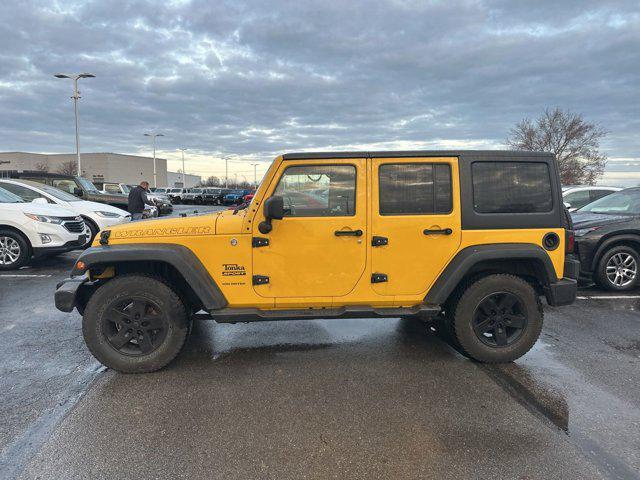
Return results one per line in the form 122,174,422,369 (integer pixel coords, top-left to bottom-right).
564,190,591,209
590,189,615,202
0,183,47,202
472,162,552,213
379,163,452,215
52,179,78,194
274,165,356,217
580,190,640,215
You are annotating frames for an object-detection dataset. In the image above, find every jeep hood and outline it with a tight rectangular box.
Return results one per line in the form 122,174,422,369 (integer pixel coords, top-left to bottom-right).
100,210,246,244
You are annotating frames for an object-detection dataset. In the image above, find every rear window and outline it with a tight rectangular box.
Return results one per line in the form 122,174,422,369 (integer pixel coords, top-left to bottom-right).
472,162,552,214
379,163,452,215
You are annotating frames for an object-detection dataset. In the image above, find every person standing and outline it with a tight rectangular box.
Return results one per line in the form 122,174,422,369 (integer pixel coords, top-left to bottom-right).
128,181,154,221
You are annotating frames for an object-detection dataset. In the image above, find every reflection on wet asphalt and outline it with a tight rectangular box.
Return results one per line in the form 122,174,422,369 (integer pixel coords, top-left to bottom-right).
0,251,639,479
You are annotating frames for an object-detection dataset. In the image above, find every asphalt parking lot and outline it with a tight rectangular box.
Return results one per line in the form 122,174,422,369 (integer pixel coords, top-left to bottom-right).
1,205,639,479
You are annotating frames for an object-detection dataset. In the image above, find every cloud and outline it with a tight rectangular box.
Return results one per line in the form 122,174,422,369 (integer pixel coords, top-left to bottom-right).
0,0,638,177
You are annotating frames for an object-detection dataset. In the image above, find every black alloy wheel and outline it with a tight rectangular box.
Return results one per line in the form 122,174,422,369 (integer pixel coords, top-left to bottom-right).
472,292,527,347
103,297,168,356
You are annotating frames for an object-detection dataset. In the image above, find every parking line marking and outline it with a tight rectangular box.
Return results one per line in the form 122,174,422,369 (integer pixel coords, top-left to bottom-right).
577,295,640,300
0,274,52,278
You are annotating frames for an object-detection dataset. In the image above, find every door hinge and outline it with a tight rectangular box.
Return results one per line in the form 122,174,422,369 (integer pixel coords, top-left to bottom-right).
371,236,388,247
371,273,388,283
253,275,270,286
252,237,270,248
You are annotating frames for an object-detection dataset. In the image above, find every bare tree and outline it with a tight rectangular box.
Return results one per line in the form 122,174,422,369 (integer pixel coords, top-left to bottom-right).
56,160,77,176
507,107,607,185
34,161,49,172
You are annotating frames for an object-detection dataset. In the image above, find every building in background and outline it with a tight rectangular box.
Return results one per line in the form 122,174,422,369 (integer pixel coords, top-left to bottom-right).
0,152,168,186
167,171,201,188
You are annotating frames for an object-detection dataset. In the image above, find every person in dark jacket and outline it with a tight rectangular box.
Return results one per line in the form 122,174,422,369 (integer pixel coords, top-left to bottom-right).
128,181,154,221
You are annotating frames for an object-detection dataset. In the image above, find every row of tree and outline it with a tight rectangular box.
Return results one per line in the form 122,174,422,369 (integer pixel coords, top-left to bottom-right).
198,175,255,189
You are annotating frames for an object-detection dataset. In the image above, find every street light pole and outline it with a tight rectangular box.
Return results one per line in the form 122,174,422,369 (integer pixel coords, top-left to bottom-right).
179,148,187,187
54,73,95,177
144,133,164,188
224,157,229,188
251,163,259,187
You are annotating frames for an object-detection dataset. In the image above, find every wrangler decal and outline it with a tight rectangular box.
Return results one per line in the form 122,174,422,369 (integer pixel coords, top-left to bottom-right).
112,226,213,238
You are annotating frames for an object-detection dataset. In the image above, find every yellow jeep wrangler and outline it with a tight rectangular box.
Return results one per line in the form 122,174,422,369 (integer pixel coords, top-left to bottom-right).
55,151,579,373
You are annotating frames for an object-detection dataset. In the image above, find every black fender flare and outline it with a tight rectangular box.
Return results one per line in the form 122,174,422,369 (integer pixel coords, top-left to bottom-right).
424,243,558,305
590,233,640,271
72,244,228,310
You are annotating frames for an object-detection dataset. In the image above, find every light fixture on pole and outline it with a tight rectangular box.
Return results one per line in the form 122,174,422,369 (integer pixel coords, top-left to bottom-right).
251,163,259,187
144,133,164,188
54,73,95,177
179,148,187,187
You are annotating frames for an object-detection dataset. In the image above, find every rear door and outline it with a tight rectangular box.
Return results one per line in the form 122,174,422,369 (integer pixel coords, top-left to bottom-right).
370,157,461,296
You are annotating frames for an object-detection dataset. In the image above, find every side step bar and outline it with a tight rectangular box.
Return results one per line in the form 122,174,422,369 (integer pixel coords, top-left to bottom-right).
192,304,440,323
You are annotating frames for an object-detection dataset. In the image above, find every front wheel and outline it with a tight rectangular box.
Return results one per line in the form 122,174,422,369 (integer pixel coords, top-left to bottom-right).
595,245,640,291
82,275,191,373
0,229,30,270
451,274,542,363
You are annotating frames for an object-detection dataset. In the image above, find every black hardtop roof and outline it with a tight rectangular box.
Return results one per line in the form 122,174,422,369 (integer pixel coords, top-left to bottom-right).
282,150,553,160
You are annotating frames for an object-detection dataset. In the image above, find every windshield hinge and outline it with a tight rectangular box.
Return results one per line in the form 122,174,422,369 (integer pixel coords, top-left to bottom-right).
371,273,388,283
99,230,111,246
252,237,270,248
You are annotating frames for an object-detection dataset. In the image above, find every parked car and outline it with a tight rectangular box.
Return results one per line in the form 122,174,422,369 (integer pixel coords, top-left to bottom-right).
182,188,204,204
223,189,251,205
0,186,90,269
202,188,229,205
572,187,640,291
98,182,170,216
167,188,188,204
56,150,578,373
562,185,621,212
0,179,130,244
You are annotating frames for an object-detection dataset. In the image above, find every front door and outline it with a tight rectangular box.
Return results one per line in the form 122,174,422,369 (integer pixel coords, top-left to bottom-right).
252,159,367,300
370,157,461,297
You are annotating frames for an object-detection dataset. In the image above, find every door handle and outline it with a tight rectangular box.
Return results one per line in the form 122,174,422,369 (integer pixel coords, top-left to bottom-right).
423,228,452,235
335,229,363,237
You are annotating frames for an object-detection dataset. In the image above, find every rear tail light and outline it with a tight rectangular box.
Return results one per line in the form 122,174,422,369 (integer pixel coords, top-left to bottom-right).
565,229,575,254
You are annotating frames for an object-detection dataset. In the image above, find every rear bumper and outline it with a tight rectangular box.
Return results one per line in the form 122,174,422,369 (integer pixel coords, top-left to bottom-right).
54,275,89,313
544,257,580,306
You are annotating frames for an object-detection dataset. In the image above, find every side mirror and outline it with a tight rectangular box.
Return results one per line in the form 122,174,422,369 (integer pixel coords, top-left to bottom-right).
74,188,83,197
258,195,284,234
31,198,48,205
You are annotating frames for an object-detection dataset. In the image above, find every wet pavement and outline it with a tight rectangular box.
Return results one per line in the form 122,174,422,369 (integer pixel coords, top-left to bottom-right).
1,235,639,478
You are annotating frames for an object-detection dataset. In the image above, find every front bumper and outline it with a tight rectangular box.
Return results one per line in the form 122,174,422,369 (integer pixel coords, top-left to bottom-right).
54,275,90,312
32,236,88,258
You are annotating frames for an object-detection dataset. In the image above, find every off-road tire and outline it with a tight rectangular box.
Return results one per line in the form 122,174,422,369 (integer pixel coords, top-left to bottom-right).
82,274,191,373
451,274,542,363
595,245,640,291
0,229,30,270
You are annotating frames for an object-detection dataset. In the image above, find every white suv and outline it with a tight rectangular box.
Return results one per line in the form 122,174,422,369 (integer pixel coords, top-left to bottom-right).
0,179,130,243
0,187,90,270
562,185,622,212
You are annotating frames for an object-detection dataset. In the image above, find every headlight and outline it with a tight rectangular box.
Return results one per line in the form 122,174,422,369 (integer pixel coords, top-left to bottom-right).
24,213,64,224
94,211,123,218
574,227,600,237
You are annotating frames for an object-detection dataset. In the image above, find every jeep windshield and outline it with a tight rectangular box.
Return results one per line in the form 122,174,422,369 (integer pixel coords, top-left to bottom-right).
579,189,640,215
0,187,24,203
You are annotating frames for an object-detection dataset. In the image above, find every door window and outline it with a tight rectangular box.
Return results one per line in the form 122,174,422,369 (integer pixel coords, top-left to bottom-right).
0,183,48,202
273,165,356,217
564,190,591,209
379,163,452,215
52,179,77,194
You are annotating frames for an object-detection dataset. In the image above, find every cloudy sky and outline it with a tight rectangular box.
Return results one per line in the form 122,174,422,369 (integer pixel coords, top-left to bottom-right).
0,0,638,181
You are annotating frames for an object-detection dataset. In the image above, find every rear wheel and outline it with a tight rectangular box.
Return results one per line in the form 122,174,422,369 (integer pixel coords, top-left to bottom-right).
595,245,640,291
0,229,30,270
450,274,542,363
82,275,191,373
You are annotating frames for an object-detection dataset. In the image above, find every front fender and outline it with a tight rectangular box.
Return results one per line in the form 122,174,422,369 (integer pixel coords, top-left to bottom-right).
70,243,228,311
